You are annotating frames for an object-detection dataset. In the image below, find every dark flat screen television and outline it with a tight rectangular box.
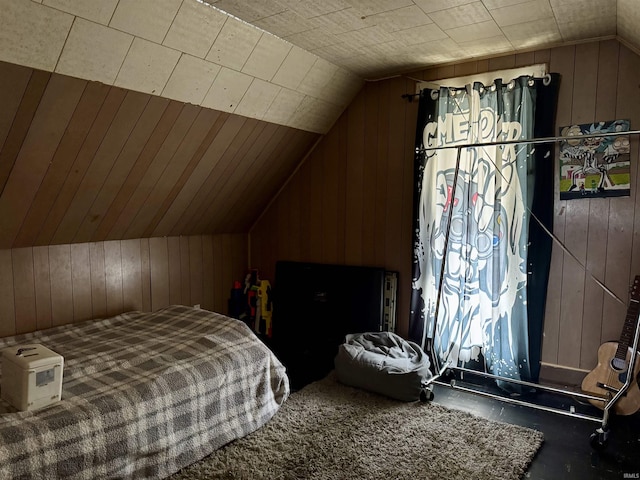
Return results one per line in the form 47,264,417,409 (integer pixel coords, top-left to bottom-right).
272,260,386,389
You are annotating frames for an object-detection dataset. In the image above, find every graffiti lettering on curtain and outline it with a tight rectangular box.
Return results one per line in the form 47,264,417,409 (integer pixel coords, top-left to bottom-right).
410,78,536,389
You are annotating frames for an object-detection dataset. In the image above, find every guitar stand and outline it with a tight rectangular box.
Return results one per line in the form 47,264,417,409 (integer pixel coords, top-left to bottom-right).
421,310,640,450
588,305,640,450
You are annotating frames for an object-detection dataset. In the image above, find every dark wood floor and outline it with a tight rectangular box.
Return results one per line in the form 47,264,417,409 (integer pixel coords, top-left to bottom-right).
430,379,640,480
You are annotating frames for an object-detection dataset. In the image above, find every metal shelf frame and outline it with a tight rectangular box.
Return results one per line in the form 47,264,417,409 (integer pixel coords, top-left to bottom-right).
419,129,640,446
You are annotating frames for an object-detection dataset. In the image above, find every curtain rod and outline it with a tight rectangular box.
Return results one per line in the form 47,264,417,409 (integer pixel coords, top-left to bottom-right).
403,74,553,101
418,129,640,152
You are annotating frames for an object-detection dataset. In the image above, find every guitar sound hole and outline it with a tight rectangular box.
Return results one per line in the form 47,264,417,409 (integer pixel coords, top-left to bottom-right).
611,357,627,371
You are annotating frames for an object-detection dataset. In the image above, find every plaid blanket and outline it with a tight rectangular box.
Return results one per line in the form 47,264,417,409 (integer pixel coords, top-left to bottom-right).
0,305,289,479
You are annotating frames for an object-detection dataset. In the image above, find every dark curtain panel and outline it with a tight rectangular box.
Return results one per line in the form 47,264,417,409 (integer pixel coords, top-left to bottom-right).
527,73,560,382
409,74,560,388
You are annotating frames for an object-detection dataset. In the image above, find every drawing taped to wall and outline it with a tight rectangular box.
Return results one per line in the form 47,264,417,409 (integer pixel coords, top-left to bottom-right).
559,119,631,200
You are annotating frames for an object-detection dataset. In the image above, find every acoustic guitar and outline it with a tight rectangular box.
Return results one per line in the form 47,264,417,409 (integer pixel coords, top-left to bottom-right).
581,275,640,415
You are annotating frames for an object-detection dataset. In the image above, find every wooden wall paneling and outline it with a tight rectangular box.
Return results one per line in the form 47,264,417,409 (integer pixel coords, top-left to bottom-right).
0,69,50,195
221,234,233,315
231,234,248,289
309,145,324,263
212,126,290,232
362,83,379,266
107,104,198,240
557,42,598,368
373,80,390,266
0,63,32,158
209,124,293,233
32,246,52,330
12,247,36,334
192,124,286,232
417,66,439,81
453,60,478,77
336,114,348,264
149,237,170,311
212,235,224,313
264,207,281,281
93,101,183,242
89,242,107,319
14,82,111,247
121,238,143,312
186,120,271,234
51,91,150,245
146,112,238,238
250,181,274,272
515,52,536,68
70,243,92,323
436,65,455,80
534,49,551,66
384,77,407,279
49,244,73,326
247,174,280,269
0,250,16,337
202,235,215,311
476,59,490,74
103,240,124,317
0,74,86,248
35,87,128,246
298,159,313,261
167,236,182,305
73,96,169,243
601,44,640,342
176,118,266,235
274,180,292,265
179,236,191,305
192,122,283,234
541,45,576,365
488,54,516,71
188,235,203,308
580,40,619,369
213,126,298,233
156,115,252,236
140,238,152,312
344,90,366,265
321,125,340,264
125,109,223,239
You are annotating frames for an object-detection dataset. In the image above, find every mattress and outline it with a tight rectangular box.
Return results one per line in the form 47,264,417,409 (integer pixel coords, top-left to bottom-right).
0,305,289,479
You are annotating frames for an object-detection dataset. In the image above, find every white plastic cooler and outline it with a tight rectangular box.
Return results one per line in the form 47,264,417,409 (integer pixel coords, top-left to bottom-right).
1,344,64,411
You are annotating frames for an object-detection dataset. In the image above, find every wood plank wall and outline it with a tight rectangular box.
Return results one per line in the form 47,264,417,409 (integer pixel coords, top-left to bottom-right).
251,76,418,338
250,39,640,380
0,234,247,337
0,61,319,249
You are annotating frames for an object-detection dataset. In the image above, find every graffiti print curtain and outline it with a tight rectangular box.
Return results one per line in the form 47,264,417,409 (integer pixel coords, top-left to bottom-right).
409,77,543,389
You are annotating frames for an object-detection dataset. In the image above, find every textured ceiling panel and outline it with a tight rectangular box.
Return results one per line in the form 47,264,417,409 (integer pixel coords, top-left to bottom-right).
2,0,638,136
0,0,362,134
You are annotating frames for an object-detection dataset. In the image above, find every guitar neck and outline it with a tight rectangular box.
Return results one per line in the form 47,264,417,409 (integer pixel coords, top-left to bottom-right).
615,283,640,360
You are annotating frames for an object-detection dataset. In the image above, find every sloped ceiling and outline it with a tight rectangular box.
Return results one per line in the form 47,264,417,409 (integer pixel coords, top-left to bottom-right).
0,0,638,249
0,60,319,248
3,1,639,136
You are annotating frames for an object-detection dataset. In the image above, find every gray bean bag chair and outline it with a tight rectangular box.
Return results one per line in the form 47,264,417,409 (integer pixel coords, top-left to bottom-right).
334,331,432,401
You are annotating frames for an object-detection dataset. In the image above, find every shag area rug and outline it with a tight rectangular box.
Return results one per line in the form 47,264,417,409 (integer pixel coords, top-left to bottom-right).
169,373,543,480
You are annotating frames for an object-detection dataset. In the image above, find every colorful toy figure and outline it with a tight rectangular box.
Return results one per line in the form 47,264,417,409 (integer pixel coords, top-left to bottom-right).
257,280,273,337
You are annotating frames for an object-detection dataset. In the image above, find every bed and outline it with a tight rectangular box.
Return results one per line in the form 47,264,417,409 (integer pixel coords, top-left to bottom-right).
0,305,289,479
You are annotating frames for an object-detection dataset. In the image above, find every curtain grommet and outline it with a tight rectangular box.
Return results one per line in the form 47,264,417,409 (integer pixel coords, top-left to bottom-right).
543,74,551,86
431,90,439,100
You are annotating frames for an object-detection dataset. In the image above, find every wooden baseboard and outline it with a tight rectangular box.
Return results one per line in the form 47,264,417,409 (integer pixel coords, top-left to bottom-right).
539,363,589,388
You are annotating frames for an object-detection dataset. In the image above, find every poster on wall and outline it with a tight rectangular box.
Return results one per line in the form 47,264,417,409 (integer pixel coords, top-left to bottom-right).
558,119,631,200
